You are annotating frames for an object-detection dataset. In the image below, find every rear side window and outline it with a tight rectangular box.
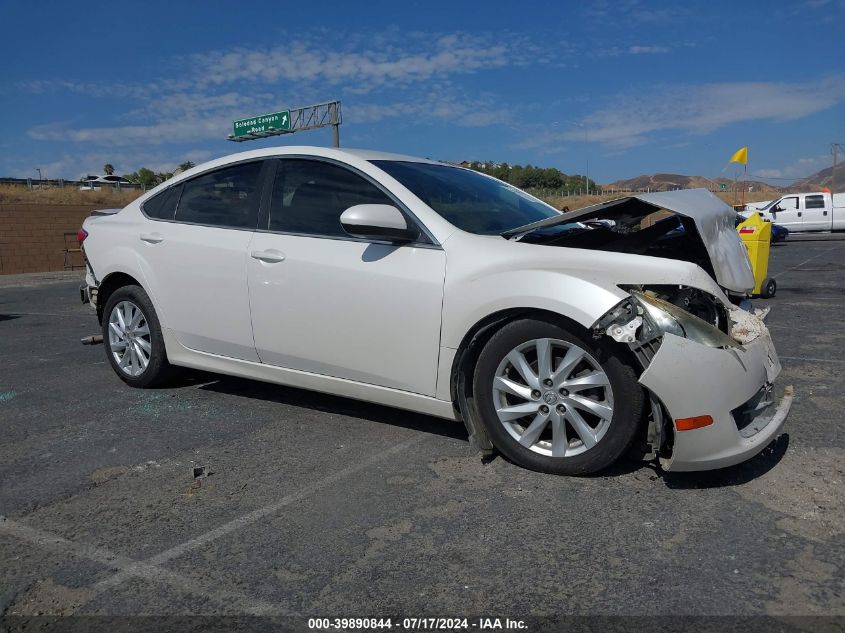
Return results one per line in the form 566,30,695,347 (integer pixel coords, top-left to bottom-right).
142,184,183,220
805,195,825,209
269,159,393,237
175,161,264,229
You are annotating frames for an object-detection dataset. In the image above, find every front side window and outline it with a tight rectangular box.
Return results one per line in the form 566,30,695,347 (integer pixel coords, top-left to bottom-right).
778,197,798,211
269,159,393,237
372,160,559,235
174,161,263,229
805,195,825,209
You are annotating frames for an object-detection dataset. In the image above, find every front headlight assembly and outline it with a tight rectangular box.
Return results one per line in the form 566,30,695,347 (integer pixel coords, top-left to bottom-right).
629,290,741,350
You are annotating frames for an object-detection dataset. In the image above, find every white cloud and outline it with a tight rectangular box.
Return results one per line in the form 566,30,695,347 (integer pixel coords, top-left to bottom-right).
188,32,527,91
519,76,845,151
23,30,532,149
628,45,669,54
350,96,508,128
28,117,233,145
755,155,830,180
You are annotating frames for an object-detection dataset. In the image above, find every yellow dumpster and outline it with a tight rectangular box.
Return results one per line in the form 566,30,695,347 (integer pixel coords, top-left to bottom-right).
737,212,776,298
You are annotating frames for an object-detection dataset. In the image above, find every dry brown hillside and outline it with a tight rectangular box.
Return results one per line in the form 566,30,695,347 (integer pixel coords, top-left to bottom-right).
604,173,781,198
792,163,845,193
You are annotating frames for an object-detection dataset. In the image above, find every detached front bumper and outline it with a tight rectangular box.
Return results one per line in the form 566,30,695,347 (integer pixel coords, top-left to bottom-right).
640,331,792,472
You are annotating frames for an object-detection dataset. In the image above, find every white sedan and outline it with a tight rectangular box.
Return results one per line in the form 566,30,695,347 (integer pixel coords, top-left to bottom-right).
79,147,791,475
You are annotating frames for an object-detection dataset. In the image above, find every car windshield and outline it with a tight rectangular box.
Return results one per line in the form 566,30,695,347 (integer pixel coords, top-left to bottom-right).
371,160,560,235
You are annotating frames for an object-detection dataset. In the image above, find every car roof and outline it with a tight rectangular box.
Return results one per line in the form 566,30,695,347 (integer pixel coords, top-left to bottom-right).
189,146,443,171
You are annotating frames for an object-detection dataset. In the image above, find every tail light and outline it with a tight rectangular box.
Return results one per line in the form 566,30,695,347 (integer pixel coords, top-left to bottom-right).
77,228,89,245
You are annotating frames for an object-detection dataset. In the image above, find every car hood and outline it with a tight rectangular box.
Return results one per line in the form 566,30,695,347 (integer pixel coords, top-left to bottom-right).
513,189,755,293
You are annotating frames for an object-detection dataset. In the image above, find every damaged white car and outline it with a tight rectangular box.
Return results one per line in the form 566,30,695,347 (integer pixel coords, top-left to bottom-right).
78,147,792,475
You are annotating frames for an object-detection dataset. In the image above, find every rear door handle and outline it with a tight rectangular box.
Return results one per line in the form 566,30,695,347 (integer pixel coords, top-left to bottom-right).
140,233,164,244
250,249,286,263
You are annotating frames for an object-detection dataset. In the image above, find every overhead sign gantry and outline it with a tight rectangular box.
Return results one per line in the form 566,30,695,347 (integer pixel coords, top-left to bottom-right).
228,100,341,147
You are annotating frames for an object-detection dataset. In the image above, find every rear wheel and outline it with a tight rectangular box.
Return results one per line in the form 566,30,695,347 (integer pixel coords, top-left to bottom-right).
472,318,643,475
102,285,171,387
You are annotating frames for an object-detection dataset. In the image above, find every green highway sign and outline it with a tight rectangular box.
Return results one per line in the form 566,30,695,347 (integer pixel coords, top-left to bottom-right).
233,110,291,137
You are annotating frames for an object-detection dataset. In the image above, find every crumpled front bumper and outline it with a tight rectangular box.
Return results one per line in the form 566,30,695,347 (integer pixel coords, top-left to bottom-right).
639,330,793,472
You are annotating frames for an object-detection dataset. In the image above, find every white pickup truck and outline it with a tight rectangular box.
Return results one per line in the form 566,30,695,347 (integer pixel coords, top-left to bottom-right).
748,192,844,232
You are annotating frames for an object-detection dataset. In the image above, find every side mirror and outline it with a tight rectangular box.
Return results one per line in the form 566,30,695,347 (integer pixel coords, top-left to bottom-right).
340,204,418,243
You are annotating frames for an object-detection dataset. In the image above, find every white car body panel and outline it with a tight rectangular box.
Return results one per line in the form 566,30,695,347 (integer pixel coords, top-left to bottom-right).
438,230,731,350
80,145,791,473
247,233,446,394
161,329,458,420
640,332,790,471
138,222,259,361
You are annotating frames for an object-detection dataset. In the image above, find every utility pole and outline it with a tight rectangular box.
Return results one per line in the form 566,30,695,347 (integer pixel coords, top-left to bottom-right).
832,143,844,196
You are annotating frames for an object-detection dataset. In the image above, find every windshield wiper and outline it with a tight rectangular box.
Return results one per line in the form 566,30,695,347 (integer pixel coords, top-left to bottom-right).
501,214,576,240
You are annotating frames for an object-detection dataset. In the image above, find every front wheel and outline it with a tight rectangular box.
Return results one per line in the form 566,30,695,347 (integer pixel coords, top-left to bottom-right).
102,285,171,388
472,319,644,475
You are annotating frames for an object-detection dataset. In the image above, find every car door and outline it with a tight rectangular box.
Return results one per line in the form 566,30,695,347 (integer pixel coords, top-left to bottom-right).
770,195,802,231
136,159,269,361
246,158,446,396
801,194,829,231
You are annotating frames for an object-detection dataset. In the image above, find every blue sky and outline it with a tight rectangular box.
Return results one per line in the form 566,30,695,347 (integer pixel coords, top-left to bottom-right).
1,0,843,184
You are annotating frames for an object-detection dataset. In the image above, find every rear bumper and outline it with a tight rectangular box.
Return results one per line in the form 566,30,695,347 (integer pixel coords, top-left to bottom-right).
639,331,792,472
80,268,98,308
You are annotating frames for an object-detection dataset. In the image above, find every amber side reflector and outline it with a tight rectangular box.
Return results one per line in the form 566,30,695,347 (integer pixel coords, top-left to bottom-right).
675,415,714,431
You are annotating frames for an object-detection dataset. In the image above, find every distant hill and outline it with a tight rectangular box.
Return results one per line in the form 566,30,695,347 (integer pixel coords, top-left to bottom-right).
791,163,845,193
604,173,782,197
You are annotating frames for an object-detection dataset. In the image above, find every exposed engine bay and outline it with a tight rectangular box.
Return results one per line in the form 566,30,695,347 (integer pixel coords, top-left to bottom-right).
506,189,756,295
518,211,719,284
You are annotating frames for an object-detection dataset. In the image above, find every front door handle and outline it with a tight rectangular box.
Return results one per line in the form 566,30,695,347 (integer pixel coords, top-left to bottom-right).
140,233,164,244
797,211,802,217
250,249,286,263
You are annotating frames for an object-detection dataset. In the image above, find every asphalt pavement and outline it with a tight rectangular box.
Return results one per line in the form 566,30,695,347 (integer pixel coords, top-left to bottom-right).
1,241,843,629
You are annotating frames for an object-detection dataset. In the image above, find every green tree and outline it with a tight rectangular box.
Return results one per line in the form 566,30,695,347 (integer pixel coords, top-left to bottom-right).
178,161,196,171
103,163,115,176
134,167,157,187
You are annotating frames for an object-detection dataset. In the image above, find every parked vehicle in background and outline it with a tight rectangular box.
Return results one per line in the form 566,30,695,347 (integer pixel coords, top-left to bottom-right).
79,175,132,191
770,222,789,243
77,147,791,475
747,192,844,232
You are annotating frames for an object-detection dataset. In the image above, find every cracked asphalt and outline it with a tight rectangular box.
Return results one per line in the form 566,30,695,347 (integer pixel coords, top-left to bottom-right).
0,239,843,628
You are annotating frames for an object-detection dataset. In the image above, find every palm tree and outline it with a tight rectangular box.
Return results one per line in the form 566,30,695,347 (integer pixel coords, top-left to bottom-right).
103,163,115,175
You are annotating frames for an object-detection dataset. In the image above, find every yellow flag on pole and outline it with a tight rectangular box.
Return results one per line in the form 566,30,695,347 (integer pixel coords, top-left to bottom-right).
729,146,748,165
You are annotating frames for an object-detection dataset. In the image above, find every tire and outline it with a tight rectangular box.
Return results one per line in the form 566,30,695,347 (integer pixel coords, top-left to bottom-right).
761,277,777,299
101,285,171,388
472,318,644,475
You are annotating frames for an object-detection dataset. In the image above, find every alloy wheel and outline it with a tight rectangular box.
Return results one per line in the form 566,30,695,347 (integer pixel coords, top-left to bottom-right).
491,338,614,457
107,300,152,377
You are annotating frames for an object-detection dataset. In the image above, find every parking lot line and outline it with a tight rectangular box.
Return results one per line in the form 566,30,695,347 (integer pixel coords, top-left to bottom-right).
773,244,843,279
2,435,424,615
91,434,424,592
0,517,280,615
780,355,845,364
